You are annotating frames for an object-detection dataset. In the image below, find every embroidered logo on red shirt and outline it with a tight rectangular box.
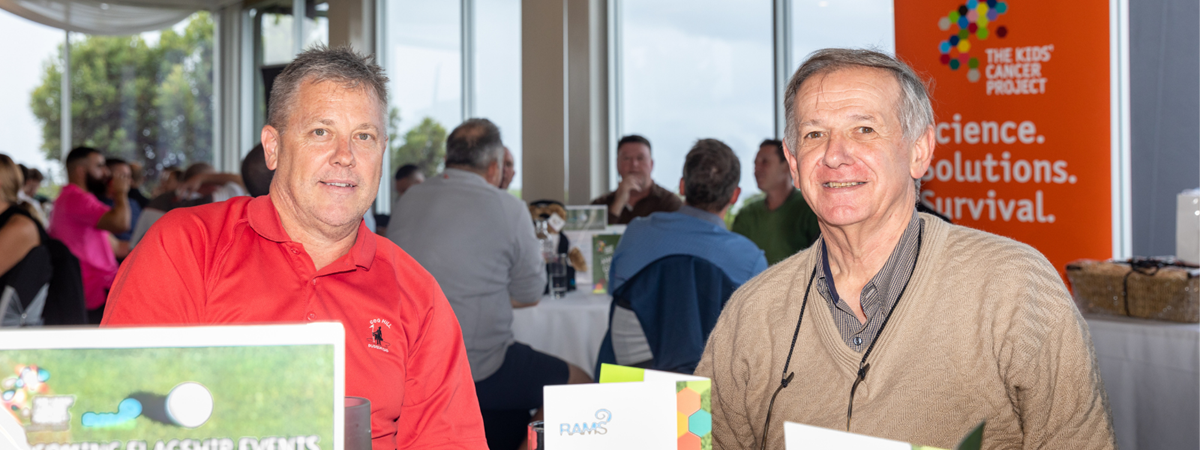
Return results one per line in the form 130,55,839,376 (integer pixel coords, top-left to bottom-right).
368,318,392,353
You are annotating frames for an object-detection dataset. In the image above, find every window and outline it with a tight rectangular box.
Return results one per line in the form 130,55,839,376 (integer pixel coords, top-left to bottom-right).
9,12,216,187
473,0,522,192
0,12,64,183
254,1,330,136
617,0,775,204
381,1,462,181
790,0,895,70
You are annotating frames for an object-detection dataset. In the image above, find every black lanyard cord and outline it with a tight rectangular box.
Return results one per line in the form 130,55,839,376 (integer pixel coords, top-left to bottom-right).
758,225,924,447
759,266,818,450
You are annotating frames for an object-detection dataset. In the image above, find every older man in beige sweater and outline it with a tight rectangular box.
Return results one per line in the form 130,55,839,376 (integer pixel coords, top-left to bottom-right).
694,49,1115,450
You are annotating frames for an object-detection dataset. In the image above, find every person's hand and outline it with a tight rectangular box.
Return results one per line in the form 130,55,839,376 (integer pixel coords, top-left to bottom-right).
109,171,131,197
175,176,204,199
617,173,648,195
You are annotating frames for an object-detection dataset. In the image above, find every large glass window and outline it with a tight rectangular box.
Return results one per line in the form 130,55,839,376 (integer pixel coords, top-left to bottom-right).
617,0,774,205
0,12,65,187
254,1,330,137
790,0,895,70
382,1,462,181
473,0,522,193
15,12,215,188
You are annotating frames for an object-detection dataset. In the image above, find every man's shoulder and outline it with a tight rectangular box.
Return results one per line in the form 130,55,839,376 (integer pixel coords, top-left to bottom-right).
928,215,1050,270
154,196,254,239
590,190,616,206
735,198,768,219
921,215,1072,314
55,185,97,207
648,184,683,207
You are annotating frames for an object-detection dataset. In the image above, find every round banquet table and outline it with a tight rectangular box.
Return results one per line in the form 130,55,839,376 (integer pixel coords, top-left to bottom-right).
511,290,612,378
1084,314,1200,450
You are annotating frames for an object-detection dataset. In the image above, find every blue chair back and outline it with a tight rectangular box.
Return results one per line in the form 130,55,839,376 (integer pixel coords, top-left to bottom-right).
595,254,738,375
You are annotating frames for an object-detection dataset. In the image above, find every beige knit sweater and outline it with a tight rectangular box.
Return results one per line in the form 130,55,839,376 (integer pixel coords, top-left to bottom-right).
695,214,1115,449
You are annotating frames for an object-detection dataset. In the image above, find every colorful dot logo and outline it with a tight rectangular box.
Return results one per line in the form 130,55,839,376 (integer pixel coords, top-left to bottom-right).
937,0,1009,82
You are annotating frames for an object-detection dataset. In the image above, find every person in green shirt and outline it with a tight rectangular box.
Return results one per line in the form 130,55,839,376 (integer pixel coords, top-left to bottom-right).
732,139,820,265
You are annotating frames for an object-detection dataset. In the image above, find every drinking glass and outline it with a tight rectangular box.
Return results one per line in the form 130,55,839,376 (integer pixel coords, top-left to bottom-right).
549,253,569,298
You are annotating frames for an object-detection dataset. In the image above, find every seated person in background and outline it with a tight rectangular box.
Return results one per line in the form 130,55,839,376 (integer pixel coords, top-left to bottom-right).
389,118,589,450
48,147,130,324
604,139,767,372
498,146,515,190
130,162,246,247
151,166,183,197
695,48,1114,449
590,135,682,224
240,144,275,197
103,46,486,449
127,162,150,209
0,154,52,326
732,139,821,265
98,158,143,261
376,163,423,236
17,165,47,223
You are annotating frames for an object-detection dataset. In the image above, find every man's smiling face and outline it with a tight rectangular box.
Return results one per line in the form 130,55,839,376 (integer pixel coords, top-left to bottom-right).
787,67,929,228
264,79,387,232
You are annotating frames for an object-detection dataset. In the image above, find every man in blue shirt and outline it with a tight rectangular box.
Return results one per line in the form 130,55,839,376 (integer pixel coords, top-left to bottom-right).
607,139,768,368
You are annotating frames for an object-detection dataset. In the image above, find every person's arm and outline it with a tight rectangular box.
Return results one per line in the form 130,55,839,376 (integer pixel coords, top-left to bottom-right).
96,180,132,233
1003,260,1116,449
508,201,547,305
394,288,488,448
101,210,209,326
511,299,536,309
0,214,40,276
180,173,246,195
95,195,131,233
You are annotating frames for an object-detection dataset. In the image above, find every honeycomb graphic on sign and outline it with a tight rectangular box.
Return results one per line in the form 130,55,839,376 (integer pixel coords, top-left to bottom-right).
675,381,711,450
937,0,1009,82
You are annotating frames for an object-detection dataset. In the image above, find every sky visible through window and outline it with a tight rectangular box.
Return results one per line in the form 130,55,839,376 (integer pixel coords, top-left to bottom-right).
0,2,891,193
620,0,775,207
0,13,66,178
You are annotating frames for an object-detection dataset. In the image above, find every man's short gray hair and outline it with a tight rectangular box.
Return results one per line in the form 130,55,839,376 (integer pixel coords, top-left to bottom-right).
783,48,934,155
445,118,505,171
267,45,389,132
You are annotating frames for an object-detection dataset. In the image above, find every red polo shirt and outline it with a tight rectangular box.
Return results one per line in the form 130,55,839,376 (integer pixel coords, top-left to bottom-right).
102,195,487,450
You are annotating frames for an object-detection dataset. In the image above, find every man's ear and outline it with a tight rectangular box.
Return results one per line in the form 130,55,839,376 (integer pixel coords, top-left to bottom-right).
909,125,936,180
781,141,802,189
488,160,502,187
262,126,281,171
678,178,686,197
728,186,741,207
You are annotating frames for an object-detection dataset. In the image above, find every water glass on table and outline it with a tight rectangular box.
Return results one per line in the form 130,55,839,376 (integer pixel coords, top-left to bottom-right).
528,421,545,449
548,253,569,298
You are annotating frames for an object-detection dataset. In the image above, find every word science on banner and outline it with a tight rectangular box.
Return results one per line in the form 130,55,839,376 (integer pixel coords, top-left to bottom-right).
895,0,1113,276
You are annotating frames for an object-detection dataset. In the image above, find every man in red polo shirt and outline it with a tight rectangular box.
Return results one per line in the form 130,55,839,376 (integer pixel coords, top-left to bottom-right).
102,46,487,449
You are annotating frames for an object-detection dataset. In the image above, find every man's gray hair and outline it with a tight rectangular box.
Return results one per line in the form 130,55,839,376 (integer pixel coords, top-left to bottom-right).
783,48,934,155
267,45,389,132
445,118,505,171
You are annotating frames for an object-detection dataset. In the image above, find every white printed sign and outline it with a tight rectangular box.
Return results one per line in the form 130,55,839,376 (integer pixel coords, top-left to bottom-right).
784,422,912,450
544,382,677,449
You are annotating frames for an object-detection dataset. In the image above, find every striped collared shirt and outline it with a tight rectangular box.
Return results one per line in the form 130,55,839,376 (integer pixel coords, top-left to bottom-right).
816,211,924,352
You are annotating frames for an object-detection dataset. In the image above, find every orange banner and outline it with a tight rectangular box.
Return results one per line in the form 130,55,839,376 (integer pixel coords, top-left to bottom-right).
895,0,1113,276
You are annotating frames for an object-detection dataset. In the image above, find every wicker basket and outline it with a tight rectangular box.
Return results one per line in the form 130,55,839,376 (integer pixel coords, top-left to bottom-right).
1066,259,1200,323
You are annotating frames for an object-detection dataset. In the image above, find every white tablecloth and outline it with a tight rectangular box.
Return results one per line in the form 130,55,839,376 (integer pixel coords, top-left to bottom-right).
1085,314,1200,450
511,290,611,378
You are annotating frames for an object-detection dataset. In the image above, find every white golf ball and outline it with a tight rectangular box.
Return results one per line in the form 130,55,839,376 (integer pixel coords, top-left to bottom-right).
166,382,214,428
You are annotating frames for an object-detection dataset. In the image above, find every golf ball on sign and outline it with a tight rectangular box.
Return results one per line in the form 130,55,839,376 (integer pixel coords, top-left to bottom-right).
166,382,214,428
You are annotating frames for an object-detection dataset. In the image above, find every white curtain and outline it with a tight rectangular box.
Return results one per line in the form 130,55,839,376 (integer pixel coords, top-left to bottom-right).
0,0,236,35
